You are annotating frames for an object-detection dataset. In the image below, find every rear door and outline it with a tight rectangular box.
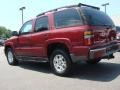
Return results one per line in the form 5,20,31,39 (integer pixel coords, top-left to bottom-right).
81,7,116,45
30,16,49,57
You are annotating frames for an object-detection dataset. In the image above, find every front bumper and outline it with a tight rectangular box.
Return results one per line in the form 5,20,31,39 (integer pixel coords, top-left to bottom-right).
70,43,120,62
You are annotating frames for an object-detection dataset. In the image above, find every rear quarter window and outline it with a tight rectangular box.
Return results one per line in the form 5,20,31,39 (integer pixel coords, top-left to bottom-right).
54,8,83,28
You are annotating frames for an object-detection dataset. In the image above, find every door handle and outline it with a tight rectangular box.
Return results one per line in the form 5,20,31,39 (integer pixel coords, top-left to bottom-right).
43,34,49,39
43,34,49,37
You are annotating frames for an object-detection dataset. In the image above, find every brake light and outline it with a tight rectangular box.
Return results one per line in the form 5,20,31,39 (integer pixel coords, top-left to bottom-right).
84,31,94,46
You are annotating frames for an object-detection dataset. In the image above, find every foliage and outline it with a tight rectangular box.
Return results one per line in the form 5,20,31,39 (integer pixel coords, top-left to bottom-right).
0,26,12,39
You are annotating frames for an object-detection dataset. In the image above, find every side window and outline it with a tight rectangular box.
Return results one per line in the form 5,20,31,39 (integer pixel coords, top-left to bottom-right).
54,8,83,28
35,16,49,32
20,20,32,35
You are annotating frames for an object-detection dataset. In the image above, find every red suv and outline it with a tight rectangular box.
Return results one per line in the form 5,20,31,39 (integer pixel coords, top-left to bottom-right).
4,3,120,76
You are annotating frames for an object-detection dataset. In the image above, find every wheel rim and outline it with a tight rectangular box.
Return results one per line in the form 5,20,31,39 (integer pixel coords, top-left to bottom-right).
53,54,67,73
7,51,14,63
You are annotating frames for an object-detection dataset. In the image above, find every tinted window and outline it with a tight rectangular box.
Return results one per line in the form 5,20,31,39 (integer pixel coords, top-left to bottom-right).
116,26,120,32
82,7,114,26
20,20,32,34
54,8,83,28
35,16,49,32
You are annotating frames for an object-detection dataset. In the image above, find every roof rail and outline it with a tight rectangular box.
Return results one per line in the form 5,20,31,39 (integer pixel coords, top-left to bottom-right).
36,3,100,17
36,5,77,17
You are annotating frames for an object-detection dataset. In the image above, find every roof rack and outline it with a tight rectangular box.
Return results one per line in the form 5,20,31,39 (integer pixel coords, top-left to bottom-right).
36,5,77,17
78,3,100,10
36,3,100,17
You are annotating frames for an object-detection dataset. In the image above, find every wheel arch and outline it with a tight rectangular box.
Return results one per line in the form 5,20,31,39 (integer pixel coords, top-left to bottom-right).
4,44,14,55
46,38,72,58
47,42,71,59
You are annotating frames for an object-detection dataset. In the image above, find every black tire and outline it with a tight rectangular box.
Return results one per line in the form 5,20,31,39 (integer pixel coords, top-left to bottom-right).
6,48,18,65
86,59,101,64
50,49,72,76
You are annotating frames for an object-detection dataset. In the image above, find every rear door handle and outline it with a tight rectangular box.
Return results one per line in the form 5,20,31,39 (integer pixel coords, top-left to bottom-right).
43,34,49,38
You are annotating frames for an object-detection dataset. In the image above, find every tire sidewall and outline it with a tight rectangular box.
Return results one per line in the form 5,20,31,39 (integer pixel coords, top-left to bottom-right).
6,48,18,65
50,49,72,76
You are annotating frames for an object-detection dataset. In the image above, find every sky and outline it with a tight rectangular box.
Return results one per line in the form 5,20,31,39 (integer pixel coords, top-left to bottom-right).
0,0,120,31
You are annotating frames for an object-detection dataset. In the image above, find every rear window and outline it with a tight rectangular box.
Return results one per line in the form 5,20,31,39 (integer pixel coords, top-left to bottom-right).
54,8,83,28
82,7,114,26
116,26,120,32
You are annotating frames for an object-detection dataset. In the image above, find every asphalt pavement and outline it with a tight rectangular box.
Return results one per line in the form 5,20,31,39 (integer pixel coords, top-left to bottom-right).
0,47,120,90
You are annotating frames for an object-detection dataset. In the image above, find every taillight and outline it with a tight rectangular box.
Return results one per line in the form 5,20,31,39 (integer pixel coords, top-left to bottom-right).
84,31,94,46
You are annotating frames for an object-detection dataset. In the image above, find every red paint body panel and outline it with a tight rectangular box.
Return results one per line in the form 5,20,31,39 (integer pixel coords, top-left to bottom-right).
4,7,120,62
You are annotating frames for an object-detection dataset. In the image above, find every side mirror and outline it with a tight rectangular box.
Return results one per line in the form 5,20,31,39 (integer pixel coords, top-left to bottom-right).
12,31,19,36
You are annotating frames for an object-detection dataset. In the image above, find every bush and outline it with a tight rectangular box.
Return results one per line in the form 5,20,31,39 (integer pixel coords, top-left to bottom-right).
0,26,12,39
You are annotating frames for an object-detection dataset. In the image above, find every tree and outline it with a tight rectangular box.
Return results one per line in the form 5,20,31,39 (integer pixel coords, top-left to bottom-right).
0,26,12,39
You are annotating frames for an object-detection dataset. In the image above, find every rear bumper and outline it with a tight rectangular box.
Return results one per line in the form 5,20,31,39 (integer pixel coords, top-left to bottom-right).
70,43,120,62
89,43,120,59
117,40,120,52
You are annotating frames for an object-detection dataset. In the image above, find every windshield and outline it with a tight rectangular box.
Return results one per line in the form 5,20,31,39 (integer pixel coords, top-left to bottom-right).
81,7,115,26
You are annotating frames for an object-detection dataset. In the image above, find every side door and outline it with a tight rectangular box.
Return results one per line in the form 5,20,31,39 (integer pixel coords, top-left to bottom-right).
15,20,33,56
30,16,50,57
